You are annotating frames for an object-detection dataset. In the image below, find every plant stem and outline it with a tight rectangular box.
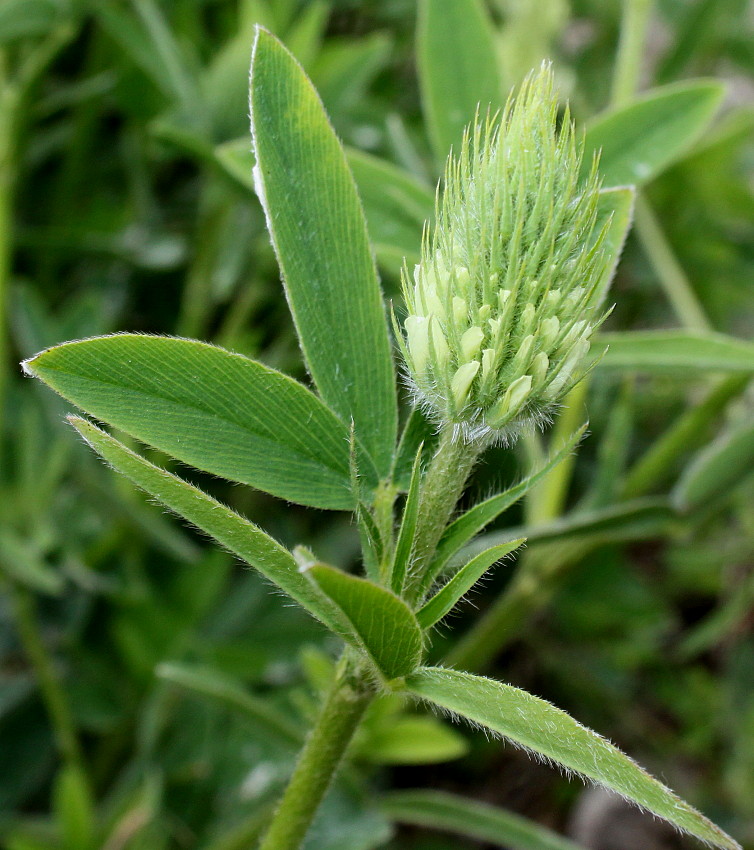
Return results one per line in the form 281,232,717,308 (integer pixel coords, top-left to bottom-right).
634,194,711,332
10,583,84,767
611,0,653,108
407,428,481,602
258,654,374,850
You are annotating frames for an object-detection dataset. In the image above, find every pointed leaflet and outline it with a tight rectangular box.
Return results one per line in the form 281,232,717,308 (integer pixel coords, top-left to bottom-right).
426,425,586,588
406,668,741,850
417,540,525,629
584,80,724,187
305,564,423,681
417,0,502,167
383,789,584,850
598,330,754,373
24,335,374,510
250,28,397,477
390,444,423,594
67,417,351,637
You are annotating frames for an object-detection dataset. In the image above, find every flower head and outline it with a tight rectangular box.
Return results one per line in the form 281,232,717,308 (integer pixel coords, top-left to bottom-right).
400,65,612,443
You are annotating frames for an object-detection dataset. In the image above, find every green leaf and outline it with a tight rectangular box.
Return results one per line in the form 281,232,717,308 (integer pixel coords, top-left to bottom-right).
673,420,754,513
347,148,434,276
67,417,351,636
584,80,724,187
305,564,423,680
0,0,63,44
593,187,635,304
417,539,525,629
382,789,584,850
466,497,676,558
357,717,468,765
393,407,438,491
417,0,502,168
405,667,741,850
390,445,424,594
250,28,397,476
156,662,302,747
24,334,371,510
597,330,754,373
428,425,586,583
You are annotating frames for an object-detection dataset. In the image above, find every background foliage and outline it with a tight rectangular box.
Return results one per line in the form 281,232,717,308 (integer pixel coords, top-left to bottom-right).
1,1,754,848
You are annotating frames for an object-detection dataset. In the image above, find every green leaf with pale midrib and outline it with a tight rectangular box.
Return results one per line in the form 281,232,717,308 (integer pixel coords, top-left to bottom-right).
68,417,351,637
406,667,741,850
250,28,397,477
597,330,754,373
382,789,584,850
305,564,423,681
24,334,374,510
585,80,724,187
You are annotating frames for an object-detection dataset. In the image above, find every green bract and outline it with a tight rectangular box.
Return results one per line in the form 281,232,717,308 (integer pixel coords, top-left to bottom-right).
400,65,611,443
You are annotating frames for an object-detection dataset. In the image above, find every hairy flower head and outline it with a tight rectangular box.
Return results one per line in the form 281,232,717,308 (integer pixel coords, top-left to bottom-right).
400,65,612,444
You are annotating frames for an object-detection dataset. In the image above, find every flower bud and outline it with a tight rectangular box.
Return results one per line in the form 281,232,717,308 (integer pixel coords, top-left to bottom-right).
399,64,612,443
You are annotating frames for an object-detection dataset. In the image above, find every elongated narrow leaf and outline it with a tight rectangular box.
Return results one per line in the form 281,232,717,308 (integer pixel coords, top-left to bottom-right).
156,663,302,747
585,80,724,187
383,789,584,850
417,540,525,629
391,445,424,593
429,425,586,583
417,0,502,167
597,330,754,373
347,148,434,275
593,187,635,304
67,417,351,636
250,28,397,476
465,497,675,559
406,668,741,850
305,564,423,680
673,420,754,513
24,335,372,510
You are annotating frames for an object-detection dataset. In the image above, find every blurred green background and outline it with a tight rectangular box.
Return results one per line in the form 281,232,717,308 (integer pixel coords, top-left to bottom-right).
1,1,754,848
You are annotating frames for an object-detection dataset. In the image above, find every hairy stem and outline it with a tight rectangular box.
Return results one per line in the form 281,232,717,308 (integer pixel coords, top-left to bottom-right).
258,654,375,850
407,428,481,602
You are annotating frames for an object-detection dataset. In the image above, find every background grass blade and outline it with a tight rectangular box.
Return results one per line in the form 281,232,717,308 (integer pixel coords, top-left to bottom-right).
584,80,724,187
406,667,741,850
66,417,352,636
250,28,397,477
24,334,370,510
597,330,754,373
673,420,754,513
382,789,585,850
417,0,502,168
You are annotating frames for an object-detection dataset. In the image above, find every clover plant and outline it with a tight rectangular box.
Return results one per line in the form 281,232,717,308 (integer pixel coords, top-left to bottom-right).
21,26,741,850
